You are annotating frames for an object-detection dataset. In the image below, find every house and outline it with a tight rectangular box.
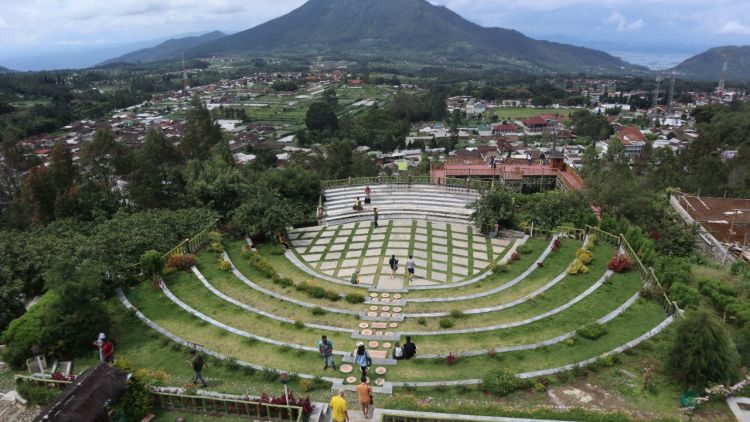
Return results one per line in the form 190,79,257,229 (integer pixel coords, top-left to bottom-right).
519,116,550,134
616,126,647,156
492,123,519,136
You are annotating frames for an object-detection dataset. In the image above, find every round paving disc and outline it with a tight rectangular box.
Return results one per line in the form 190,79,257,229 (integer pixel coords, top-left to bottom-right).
380,312,391,318
358,323,369,329
382,342,392,349
392,307,402,313
346,376,358,384
361,329,373,335
367,312,377,317
381,293,390,298
388,323,398,328
340,364,354,374
381,306,391,312
375,378,386,386
368,341,380,348
375,367,387,375
369,293,378,297
394,294,402,299
384,332,393,336
369,306,379,311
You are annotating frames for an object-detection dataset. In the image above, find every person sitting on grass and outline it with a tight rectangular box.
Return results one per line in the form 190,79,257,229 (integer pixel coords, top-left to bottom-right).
353,197,363,211
350,271,360,285
392,341,404,360
402,336,417,360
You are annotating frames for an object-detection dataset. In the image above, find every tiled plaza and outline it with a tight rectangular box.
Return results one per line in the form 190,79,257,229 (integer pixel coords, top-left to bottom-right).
288,219,512,289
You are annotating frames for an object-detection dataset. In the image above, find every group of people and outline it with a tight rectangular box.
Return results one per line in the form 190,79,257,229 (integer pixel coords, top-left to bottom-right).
388,254,417,281
318,335,417,371
352,186,373,211
91,332,115,363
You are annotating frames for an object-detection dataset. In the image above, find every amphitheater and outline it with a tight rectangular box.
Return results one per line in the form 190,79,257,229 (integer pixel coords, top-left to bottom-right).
119,181,675,419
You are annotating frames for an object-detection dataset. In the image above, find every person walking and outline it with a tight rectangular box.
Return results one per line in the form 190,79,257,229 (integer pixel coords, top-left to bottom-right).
92,333,106,361
357,376,373,417
318,335,336,371
188,350,208,387
402,336,417,360
102,338,115,364
364,186,372,205
388,255,398,279
354,343,371,378
373,208,379,228
406,255,415,282
329,389,349,422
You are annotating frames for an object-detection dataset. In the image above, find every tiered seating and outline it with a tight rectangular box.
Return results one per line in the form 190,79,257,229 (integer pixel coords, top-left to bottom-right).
322,184,480,226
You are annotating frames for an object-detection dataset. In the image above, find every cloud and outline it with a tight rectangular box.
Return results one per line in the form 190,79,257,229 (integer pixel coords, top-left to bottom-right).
606,12,644,32
717,20,750,35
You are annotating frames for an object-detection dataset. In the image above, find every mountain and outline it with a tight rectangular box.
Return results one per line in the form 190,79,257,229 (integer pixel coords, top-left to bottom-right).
670,46,750,82
186,0,645,74
0,66,16,73
99,31,227,65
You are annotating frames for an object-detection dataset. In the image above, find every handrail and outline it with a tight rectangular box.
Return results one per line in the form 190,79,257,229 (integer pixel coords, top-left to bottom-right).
152,391,304,422
15,375,73,386
163,218,221,260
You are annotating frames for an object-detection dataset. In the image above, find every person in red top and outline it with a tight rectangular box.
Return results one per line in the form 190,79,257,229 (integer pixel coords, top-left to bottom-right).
102,339,115,363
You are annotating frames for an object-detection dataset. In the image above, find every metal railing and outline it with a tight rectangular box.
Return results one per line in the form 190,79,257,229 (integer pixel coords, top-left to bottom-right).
152,391,304,422
163,218,221,260
320,176,492,192
14,375,72,389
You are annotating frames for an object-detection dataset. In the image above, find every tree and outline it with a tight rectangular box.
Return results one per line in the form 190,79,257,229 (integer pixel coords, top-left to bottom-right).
129,128,185,209
667,309,740,388
571,110,612,140
139,250,164,287
180,95,223,161
322,88,338,107
305,102,338,132
230,190,304,239
81,128,134,189
469,186,515,234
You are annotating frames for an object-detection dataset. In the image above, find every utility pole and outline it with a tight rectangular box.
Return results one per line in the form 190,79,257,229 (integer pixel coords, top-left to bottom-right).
667,76,676,115
717,60,728,96
652,75,662,109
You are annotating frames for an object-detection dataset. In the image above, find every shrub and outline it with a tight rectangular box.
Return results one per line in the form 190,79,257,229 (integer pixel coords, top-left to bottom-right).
208,231,223,242
275,277,294,288
207,241,224,253
534,382,547,393
551,238,562,252
608,254,632,273
268,244,286,256
575,249,594,265
587,234,598,246
345,293,365,304
140,250,165,282
439,318,454,329
567,259,589,275
511,252,521,261
444,353,458,366
537,261,544,268
324,290,341,302
311,307,326,316
167,254,197,271
246,252,278,279
294,320,305,329
217,259,232,272
668,282,700,308
308,286,326,299
482,369,533,396
450,309,465,319
493,264,511,273
517,244,533,254
16,382,59,405
577,323,608,340
299,378,313,392
417,317,427,326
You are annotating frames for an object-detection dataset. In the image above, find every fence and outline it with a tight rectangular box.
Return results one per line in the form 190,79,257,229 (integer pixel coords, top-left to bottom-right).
152,391,304,422
526,225,585,241
14,375,72,389
585,225,681,316
320,175,494,192
162,218,221,260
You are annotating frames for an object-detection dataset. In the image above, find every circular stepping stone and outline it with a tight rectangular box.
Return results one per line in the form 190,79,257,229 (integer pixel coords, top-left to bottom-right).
380,312,392,318
381,293,390,298
361,329,373,335
346,376,358,384
369,293,378,298
369,306,379,311
394,294,402,299
389,323,398,328
392,307,402,313
381,306,391,312
358,323,369,329
375,367,387,375
382,343,392,349
385,332,393,336
368,341,379,348
375,378,386,386
340,364,354,374
367,312,377,317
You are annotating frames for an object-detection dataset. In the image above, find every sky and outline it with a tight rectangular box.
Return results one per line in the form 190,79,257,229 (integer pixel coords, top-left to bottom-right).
0,0,748,70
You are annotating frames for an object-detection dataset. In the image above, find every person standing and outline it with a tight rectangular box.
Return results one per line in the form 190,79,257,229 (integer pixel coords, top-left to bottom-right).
406,255,415,282
388,255,398,279
354,343,371,378
102,339,115,364
402,336,417,360
92,333,106,361
357,376,373,417
318,335,336,371
364,186,372,205
373,208,379,228
329,389,349,422
188,350,208,387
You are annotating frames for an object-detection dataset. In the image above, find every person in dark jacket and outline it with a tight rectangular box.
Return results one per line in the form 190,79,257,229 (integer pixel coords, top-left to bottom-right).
402,336,416,359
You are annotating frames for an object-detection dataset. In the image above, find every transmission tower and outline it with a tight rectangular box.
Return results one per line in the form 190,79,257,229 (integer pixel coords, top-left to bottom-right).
652,75,662,109
667,76,676,115
717,60,728,95
182,53,190,94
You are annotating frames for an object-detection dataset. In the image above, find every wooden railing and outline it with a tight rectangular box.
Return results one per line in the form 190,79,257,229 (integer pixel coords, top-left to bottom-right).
152,391,304,422
320,176,492,192
163,218,221,260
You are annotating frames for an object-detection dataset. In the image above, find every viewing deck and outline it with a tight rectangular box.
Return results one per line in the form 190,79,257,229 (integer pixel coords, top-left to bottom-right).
430,159,584,191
